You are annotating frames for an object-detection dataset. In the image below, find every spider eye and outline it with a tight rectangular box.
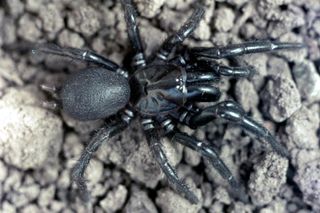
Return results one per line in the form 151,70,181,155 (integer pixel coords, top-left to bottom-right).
60,68,130,120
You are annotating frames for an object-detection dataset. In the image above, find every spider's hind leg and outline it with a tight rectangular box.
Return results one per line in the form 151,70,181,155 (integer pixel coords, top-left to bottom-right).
188,100,290,158
71,116,129,202
142,118,199,204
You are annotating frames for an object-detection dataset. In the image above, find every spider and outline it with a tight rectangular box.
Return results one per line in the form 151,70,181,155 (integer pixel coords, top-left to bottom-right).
36,0,304,204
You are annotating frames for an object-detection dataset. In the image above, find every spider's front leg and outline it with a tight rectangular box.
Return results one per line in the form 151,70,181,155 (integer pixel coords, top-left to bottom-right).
186,101,289,158
154,5,205,62
121,0,146,68
184,59,256,79
189,40,306,60
71,116,129,202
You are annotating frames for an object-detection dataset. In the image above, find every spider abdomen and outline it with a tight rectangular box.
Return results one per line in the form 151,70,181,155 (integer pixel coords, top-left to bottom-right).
60,67,130,120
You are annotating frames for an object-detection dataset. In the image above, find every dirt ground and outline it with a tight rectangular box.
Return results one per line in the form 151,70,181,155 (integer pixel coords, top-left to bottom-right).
0,0,320,212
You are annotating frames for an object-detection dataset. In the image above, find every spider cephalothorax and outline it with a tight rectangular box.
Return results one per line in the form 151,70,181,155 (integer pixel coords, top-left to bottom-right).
38,0,304,204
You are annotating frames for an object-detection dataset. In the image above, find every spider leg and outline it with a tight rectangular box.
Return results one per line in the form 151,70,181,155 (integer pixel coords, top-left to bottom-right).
184,70,222,102
155,6,205,61
189,40,306,60
186,60,256,79
142,118,199,204
121,0,146,68
169,130,242,192
186,85,221,102
71,116,129,202
171,54,255,80
187,100,289,158
33,44,128,77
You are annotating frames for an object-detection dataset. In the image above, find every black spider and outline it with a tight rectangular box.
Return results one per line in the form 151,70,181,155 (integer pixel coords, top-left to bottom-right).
37,0,304,204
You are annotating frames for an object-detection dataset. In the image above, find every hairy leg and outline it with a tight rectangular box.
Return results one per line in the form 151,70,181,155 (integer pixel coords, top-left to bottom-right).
189,40,305,60
171,130,240,188
71,117,128,202
121,0,146,68
188,100,289,157
142,118,199,204
33,43,128,77
155,6,205,61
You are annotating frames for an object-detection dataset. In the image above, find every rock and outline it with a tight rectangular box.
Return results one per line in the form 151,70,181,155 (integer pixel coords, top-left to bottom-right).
1,201,16,213
291,149,320,169
50,201,65,212
260,199,287,213
38,185,56,208
294,158,320,211
0,160,8,182
156,178,202,213
3,168,22,192
157,6,182,32
240,23,257,39
0,55,23,86
0,87,63,169
21,204,42,213
67,5,101,37
58,29,85,48
0,17,17,45
33,161,60,186
228,201,252,213
139,19,167,57
261,75,301,122
214,7,235,32
85,159,104,185
267,56,292,79
201,182,214,208
235,79,259,112
5,0,24,18
134,0,165,18
184,147,201,167
165,0,195,11
7,183,40,208
25,0,44,13
124,187,158,213
248,153,288,206
39,3,64,34
63,133,82,160
242,53,268,91
292,60,320,104
100,185,128,212
193,20,211,41
18,14,42,42
281,106,319,150
213,186,232,205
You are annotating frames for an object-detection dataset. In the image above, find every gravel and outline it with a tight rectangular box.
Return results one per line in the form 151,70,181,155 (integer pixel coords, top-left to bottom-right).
0,0,319,212
248,153,289,206
261,74,302,122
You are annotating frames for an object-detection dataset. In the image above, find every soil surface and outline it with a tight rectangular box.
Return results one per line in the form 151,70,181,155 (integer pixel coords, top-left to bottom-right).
0,0,320,212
